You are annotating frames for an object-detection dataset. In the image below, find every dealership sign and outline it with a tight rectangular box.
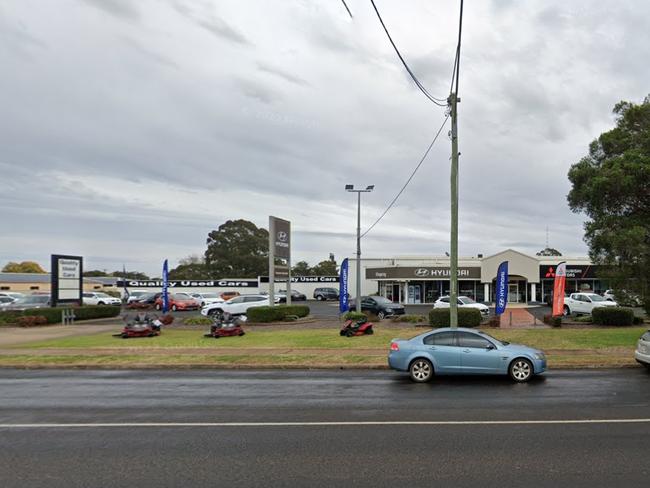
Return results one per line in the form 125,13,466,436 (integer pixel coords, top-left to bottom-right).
259,276,339,284
117,280,258,288
51,254,83,307
366,267,481,280
270,216,291,260
539,265,596,280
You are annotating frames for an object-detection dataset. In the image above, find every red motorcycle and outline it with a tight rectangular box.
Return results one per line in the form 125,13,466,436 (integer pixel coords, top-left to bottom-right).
204,313,245,339
114,313,162,339
340,319,374,337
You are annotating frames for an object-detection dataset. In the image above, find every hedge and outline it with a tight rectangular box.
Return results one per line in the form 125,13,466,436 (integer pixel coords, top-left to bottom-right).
591,307,634,326
343,311,368,322
0,305,121,325
247,305,310,323
429,308,482,328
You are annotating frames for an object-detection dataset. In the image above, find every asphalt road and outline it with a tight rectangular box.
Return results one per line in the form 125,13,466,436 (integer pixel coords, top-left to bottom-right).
1,369,649,487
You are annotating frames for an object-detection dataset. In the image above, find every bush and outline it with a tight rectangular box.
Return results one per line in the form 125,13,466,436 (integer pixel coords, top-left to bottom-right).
72,305,121,321
428,308,482,328
0,305,121,325
247,305,310,323
391,314,427,324
574,315,593,323
632,315,644,325
592,307,634,326
343,311,368,322
16,316,48,327
183,316,212,326
543,314,562,327
159,314,175,325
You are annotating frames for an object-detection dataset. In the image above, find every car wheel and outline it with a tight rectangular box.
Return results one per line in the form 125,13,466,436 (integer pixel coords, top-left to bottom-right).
171,305,177,312
409,358,434,383
563,305,570,316
98,301,105,306
316,295,324,301
509,358,533,383
377,311,386,320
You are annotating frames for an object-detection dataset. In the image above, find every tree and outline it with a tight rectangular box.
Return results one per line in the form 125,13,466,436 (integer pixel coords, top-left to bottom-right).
291,261,312,276
567,96,650,313
2,261,46,273
83,270,109,277
205,220,269,278
111,271,150,280
169,255,208,280
536,248,562,257
311,259,338,276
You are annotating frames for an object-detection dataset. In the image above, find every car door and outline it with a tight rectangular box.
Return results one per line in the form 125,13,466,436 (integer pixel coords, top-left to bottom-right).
361,298,375,313
457,332,501,374
227,297,246,314
244,296,266,312
422,331,461,373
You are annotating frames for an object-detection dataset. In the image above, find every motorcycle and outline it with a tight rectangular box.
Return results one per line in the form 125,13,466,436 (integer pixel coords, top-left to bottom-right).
340,318,374,337
114,312,162,339
204,312,246,338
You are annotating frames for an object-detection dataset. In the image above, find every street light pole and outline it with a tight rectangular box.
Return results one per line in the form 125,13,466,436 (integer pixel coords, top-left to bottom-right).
346,184,374,313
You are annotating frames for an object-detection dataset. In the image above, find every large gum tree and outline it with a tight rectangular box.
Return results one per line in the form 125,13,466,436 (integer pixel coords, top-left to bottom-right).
567,96,650,312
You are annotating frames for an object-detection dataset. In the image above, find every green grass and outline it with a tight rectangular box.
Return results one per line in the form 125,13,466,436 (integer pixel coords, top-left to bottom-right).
487,327,646,350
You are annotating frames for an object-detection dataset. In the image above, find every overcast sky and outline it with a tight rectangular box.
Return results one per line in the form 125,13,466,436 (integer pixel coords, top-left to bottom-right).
1,0,649,276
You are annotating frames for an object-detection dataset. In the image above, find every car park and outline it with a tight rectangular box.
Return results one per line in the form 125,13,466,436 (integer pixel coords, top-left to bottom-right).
189,292,224,307
313,287,339,301
563,292,618,316
635,330,650,369
82,292,121,306
433,296,490,316
201,294,270,317
388,327,546,383
126,290,149,304
348,296,405,319
0,296,16,308
0,292,25,301
154,293,200,311
2,294,51,311
277,290,307,302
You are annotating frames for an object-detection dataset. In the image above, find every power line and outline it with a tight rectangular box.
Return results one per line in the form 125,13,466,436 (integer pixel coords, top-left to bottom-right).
360,115,450,238
369,0,447,107
340,0,353,19
453,0,464,95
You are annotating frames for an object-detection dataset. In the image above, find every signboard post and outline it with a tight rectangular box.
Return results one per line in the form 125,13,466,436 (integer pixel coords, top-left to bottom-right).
269,216,291,306
51,254,83,308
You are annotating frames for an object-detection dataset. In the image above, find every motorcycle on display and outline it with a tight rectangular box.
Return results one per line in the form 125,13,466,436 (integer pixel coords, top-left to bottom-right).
340,318,374,337
204,312,246,339
114,312,163,339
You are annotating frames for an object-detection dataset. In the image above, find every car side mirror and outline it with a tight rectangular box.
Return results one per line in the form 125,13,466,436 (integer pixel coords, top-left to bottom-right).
486,344,495,350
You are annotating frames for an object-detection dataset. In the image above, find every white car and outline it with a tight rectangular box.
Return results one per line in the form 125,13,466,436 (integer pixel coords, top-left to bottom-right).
0,296,16,308
433,296,490,316
563,293,617,316
635,330,650,369
126,290,149,304
82,292,122,306
603,289,642,306
189,292,224,307
0,292,25,300
201,294,271,317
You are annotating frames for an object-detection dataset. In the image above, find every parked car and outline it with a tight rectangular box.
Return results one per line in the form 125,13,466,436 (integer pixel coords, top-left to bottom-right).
154,293,200,311
348,296,405,319
3,294,51,311
0,292,25,301
125,290,149,304
563,293,618,316
433,296,490,317
0,296,16,308
635,330,650,369
277,290,307,302
201,294,270,317
313,287,339,301
219,291,241,301
388,327,547,383
82,292,121,306
603,289,642,307
189,292,224,307
133,292,162,305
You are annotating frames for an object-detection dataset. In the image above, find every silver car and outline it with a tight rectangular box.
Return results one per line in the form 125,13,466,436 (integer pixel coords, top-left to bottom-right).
635,330,650,369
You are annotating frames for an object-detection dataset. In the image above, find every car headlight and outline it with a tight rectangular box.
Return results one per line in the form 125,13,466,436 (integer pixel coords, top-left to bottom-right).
534,353,546,360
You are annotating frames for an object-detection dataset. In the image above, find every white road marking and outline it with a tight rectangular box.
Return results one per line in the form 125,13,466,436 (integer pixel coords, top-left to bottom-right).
1,419,650,428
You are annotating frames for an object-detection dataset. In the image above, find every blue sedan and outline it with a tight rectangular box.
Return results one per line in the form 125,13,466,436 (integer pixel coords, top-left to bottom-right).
388,327,546,383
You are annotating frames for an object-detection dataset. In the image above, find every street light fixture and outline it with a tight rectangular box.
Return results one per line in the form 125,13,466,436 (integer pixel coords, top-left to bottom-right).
346,184,374,313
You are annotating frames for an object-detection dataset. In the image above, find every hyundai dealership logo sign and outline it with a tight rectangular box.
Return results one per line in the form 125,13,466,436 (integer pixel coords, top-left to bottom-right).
277,231,288,243
414,268,430,277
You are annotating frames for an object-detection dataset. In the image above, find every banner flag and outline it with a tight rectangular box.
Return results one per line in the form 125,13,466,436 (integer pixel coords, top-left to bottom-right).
162,259,169,314
339,258,349,313
552,261,567,317
122,264,129,302
495,261,509,315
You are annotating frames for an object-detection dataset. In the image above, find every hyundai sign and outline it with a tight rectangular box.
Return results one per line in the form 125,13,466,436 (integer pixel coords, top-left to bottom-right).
495,261,508,315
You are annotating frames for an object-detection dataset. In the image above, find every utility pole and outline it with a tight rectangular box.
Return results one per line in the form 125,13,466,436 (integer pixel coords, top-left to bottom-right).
449,92,459,328
346,184,374,313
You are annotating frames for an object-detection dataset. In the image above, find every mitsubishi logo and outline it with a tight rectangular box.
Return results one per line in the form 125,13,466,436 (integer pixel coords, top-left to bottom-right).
277,231,288,243
545,267,555,278
415,268,430,277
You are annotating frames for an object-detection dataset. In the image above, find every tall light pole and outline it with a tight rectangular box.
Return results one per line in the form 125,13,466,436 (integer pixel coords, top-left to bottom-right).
346,184,374,313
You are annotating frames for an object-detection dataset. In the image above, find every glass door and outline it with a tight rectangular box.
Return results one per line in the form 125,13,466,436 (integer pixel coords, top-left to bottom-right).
508,283,519,303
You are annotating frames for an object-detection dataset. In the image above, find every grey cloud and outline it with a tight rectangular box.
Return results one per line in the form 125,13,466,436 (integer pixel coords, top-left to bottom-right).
173,1,250,46
81,0,140,22
236,78,281,104
257,62,310,87
121,37,178,69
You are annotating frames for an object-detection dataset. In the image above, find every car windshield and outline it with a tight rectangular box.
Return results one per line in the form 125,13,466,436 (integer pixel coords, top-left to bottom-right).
373,296,393,304
201,293,218,298
588,294,605,302
95,293,110,298
173,294,191,300
459,297,476,304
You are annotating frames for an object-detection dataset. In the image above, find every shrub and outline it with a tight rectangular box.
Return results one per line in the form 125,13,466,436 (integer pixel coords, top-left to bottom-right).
542,314,562,327
159,314,175,325
16,315,48,327
591,307,634,326
343,311,368,322
391,314,426,324
247,305,310,323
184,316,211,326
0,306,121,325
72,305,121,321
632,315,644,325
428,308,482,328
0,310,23,325
574,315,593,323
